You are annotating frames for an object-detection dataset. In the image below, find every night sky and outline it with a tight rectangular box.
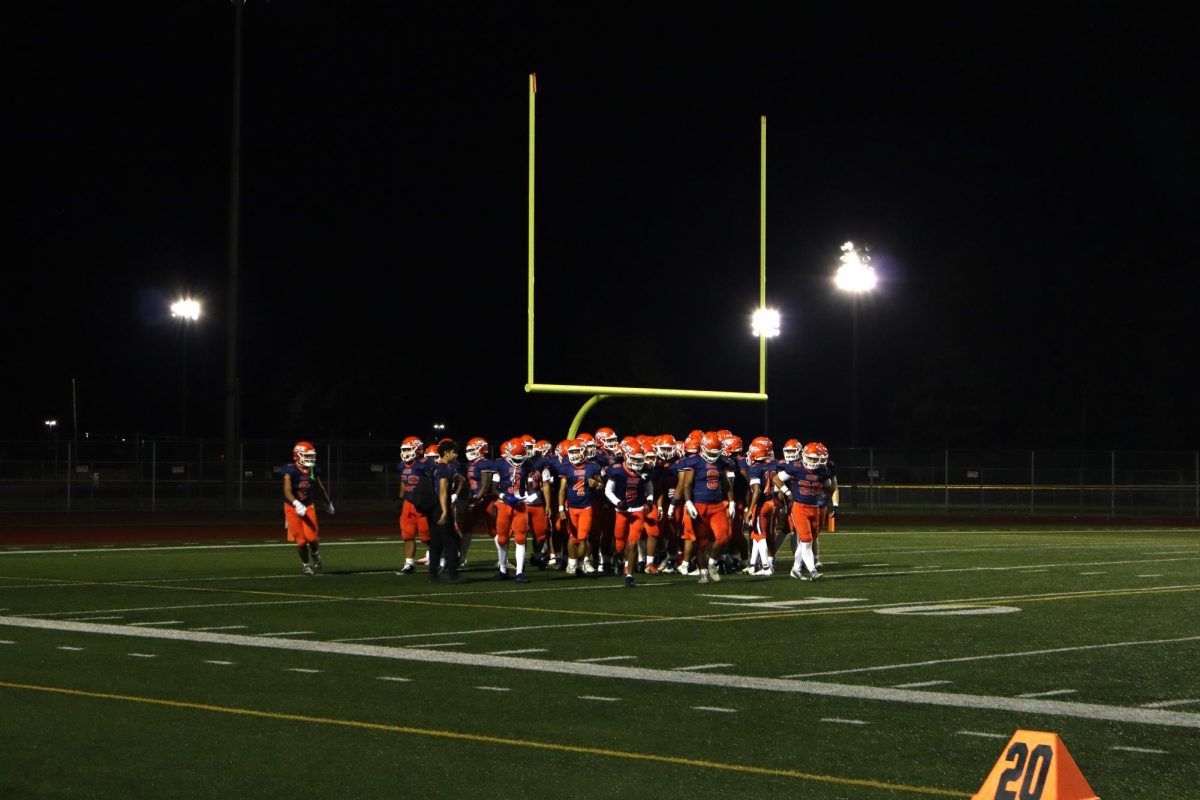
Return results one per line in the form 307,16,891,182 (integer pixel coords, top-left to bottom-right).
8,3,1198,450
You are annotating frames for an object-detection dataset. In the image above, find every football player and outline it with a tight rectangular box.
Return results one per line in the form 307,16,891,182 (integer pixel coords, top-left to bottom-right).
813,442,839,568
397,436,434,574
491,439,537,583
606,438,653,587
773,442,829,580
523,438,557,569
675,431,736,583
557,438,603,575
743,438,777,575
461,437,496,568
282,441,334,575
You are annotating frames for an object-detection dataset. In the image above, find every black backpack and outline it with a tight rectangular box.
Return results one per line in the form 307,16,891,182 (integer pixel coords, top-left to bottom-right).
413,470,440,515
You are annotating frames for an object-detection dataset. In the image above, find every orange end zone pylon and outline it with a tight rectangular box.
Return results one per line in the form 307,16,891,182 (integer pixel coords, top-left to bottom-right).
972,730,1099,800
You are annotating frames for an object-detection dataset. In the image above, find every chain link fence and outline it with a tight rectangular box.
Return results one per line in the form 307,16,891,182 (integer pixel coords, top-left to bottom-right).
3,438,1199,518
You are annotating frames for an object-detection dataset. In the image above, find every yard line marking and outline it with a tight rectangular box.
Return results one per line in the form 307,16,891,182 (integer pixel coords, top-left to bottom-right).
287,668,322,674
406,642,465,649
191,625,249,631
488,648,547,655
7,615,1199,733
1017,689,1077,698
1080,572,1107,575
673,663,735,672
957,731,1009,739
893,681,952,689
259,631,315,637
692,706,736,713
1138,574,1163,578
28,600,320,618
822,718,868,725
57,645,85,651
710,597,867,609
1142,698,1200,709
1110,746,1168,754
204,660,234,666
576,655,637,663
376,676,411,683
0,640,14,645
128,653,156,658
787,635,1200,679
128,621,184,627
864,564,890,567
697,594,768,600
0,680,971,798
579,695,620,702
1019,569,1049,573
64,616,125,621
476,686,510,692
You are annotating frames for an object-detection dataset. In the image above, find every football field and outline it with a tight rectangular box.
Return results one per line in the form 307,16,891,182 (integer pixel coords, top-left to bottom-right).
1,526,1198,799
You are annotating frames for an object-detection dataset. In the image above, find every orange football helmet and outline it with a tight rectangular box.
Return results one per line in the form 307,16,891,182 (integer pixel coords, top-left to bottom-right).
400,436,423,464
801,442,822,470
700,431,723,463
502,439,528,464
782,439,802,463
292,441,316,474
466,437,489,461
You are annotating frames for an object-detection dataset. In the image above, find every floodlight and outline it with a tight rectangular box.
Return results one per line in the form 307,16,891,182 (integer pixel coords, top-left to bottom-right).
170,299,202,321
751,308,781,338
834,241,877,293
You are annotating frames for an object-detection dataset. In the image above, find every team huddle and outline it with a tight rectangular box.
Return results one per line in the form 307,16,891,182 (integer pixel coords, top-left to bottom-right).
391,429,839,586
280,430,838,585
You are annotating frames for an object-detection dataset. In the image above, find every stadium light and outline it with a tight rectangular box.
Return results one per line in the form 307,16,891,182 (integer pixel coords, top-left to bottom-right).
170,298,201,437
432,423,446,431
834,241,877,293
44,419,57,430
751,308,781,338
170,298,202,321
834,242,875,448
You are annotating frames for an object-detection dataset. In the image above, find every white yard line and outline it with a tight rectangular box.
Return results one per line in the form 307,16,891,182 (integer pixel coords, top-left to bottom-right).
692,706,736,713
406,642,465,649
1138,574,1163,578
579,695,620,702
576,655,637,663
957,730,1009,739
476,686,510,692
258,631,315,637
673,663,735,672
204,660,234,666
5,616,1200,730
1079,572,1107,575
191,625,249,631
127,621,184,627
892,680,952,689
287,668,322,674
56,645,84,651
1110,746,1168,754
696,594,768,600
376,676,411,683
488,648,548,656
822,718,868,725
0,640,15,645
1142,698,1200,709
1017,689,1077,698
786,634,1200,679
128,653,156,658
26,599,322,618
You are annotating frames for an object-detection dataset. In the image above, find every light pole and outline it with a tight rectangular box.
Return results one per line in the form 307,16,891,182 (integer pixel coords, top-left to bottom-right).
751,308,781,434
45,419,58,492
171,299,202,437
834,242,876,448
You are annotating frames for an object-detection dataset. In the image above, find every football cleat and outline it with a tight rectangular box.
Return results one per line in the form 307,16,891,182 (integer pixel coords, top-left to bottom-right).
625,574,635,588
514,573,531,584
697,570,709,584
566,563,577,575
809,570,822,581
492,571,509,581
677,562,690,576
397,564,415,575
790,567,804,580
302,564,314,576
415,555,430,565
645,564,659,575
708,563,721,582
582,560,596,574
312,554,323,571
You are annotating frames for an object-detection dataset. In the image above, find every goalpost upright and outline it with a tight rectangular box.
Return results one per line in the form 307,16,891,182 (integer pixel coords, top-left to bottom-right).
524,74,770,438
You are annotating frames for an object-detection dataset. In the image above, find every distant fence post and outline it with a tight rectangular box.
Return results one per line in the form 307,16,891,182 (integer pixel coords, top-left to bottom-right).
1030,450,1035,516
67,442,73,513
151,440,157,512
944,449,949,513
238,441,244,511
1110,450,1116,517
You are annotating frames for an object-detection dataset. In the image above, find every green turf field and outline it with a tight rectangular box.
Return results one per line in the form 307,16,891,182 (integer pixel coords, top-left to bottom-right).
1,526,1198,799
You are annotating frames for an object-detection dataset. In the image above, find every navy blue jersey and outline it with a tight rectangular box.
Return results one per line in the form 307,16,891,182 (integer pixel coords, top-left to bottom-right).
561,461,603,509
282,464,319,506
777,461,829,506
468,458,494,498
676,454,727,504
606,463,650,508
398,460,434,503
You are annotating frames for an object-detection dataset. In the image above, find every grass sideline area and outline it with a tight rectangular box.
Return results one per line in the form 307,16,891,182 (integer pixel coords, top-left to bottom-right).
1,524,1198,798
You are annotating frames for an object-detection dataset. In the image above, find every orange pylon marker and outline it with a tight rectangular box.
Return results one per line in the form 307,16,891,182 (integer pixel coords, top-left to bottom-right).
972,730,1098,800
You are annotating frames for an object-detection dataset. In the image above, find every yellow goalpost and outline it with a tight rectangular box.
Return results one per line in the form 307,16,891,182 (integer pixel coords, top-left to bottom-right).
523,74,770,438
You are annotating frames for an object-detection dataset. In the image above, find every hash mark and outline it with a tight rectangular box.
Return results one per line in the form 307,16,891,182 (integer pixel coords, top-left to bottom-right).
579,695,620,702
822,718,868,725
576,655,637,663
476,686,511,692
692,706,736,713
957,730,1009,739
1111,746,1169,754
1017,689,1077,698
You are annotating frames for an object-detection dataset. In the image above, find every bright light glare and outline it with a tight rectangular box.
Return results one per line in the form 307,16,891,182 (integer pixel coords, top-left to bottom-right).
45,419,57,429
170,298,201,321
835,241,877,293
751,307,781,337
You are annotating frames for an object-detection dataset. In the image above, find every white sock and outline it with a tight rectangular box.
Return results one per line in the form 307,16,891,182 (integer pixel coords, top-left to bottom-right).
637,539,646,560
800,540,816,573
515,542,526,574
646,555,655,567
568,558,577,569
792,546,805,572
405,558,414,566
494,537,507,573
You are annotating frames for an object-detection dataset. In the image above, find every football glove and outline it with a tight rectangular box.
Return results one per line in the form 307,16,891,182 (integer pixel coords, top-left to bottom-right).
830,504,838,518
326,503,335,515
726,502,736,520
292,499,307,517
684,500,699,519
